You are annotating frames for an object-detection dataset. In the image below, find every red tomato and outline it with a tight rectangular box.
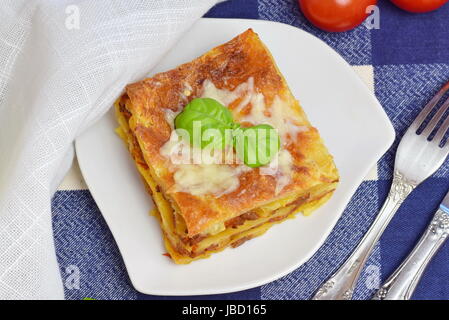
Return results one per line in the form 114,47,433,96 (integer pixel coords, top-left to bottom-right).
298,0,378,32
390,0,448,13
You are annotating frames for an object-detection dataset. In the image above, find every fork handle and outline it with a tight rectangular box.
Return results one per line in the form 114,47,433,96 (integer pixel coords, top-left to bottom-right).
374,208,449,300
313,171,416,300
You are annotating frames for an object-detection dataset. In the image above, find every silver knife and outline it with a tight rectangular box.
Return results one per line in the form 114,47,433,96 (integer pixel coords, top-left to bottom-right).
374,190,449,300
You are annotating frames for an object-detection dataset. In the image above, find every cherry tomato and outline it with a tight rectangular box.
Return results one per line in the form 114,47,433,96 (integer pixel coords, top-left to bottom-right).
298,0,378,32
390,0,448,13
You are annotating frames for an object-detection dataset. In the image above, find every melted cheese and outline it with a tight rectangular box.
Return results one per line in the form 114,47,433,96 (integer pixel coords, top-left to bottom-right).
160,77,305,196
172,164,249,197
160,131,191,165
199,78,309,194
274,149,294,194
201,77,254,107
163,109,181,130
160,125,249,197
201,77,308,143
241,94,308,144
160,130,237,166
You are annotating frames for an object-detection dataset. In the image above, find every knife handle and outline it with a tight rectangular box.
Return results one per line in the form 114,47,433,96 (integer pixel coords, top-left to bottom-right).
374,208,449,300
313,171,416,300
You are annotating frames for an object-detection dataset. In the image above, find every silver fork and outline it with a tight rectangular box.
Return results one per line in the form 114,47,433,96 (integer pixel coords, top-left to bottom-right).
313,80,449,300
373,190,449,300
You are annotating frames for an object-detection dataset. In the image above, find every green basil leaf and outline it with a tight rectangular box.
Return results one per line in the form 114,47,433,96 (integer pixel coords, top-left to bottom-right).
175,98,234,149
234,124,280,168
174,98,280,167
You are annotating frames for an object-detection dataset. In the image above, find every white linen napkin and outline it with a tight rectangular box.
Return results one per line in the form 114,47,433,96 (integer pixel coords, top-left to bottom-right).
0,0,221,300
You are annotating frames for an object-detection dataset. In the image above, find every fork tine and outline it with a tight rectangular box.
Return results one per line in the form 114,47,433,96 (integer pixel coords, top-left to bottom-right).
410,80,449,132
422,96,449,139
433,109,449,146
439,141,449,161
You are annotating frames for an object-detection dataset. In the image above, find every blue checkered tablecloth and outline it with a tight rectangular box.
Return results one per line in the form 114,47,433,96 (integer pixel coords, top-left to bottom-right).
53,0,449,300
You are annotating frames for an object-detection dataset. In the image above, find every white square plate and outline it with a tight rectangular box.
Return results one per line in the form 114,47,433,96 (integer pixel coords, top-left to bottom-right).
75,18,395,296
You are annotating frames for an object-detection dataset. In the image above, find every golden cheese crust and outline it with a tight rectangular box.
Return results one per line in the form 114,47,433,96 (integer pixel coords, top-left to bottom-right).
123,29,339,236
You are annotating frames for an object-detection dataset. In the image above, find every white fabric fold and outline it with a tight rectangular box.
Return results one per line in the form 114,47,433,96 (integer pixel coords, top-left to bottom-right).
0,0,220,300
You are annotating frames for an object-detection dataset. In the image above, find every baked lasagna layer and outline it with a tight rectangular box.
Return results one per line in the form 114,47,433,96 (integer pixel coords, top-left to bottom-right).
115,29,339,264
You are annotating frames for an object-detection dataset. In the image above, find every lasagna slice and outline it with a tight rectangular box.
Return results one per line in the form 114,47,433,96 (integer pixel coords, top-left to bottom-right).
115,29,339,264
